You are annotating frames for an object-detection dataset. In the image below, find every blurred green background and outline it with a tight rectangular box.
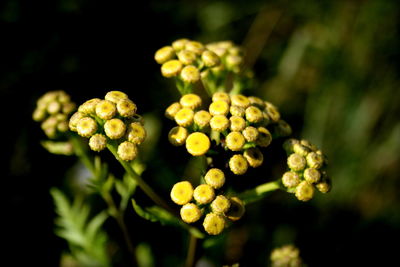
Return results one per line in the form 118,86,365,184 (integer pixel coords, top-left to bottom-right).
2,0,400,266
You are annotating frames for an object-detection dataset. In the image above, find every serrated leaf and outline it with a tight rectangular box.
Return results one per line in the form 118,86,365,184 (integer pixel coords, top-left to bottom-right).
115,180,128,200
131,199,159,223
86,211,109,245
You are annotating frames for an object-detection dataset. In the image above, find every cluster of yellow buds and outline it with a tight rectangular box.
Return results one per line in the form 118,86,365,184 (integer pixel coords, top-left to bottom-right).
154,38,221,84
166,92,291,175
282,139,331,201
205,41,244,74
33,90,76,138
270,244,303,267
170,168,245,235
69,91,146,161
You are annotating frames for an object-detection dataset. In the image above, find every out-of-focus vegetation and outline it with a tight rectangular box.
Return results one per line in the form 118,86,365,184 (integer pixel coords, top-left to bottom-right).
3,0,399,266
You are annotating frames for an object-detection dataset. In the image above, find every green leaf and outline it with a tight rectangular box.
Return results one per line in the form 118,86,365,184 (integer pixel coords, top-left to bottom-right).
136,243,154,267
86,211,109,244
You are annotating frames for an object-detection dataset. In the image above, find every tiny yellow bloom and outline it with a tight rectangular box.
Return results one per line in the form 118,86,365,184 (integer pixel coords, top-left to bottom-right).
117,141,138,161
245,106,263,123
193,184,215,205
306,152,324,169
47,101,61,115
300,139,317,151
303,168,321,184
211,195,231,214
180,203,202,223
185,41,205,55
287,153,306,172
248,96,265,109
180,93,202,109
69,112,85,131
76,117,98,137
104,118,126,139
293,143,311,157
256,127,272,147
226,197,245,221
78,98,102,115
127,122,146,145
172,38,189,51
89,134,107,152
212,92,230,104
96,100,117,120
230,105,245,117
204,168,225,189
170,181,194,205
177,49,197,65
180,65,200,83
283,138,300,154
226,131,245,151
165,102,182,120
230,94,250,109
194,110,212,128
209,115,229,132
230,116,246,132
243,147,264,168
105,91,128,104
275,120,292,137
201,50,220,67
168,126,188,146
295,181,315,201
316,178,332,193
229,154,248,175
282,171,300,188
209,100,229,116
185,132,211,156
161,60,183,78
154,46,176,64
174,108,194,127
203,213,225,235
264,102,280,122
117,99,137,117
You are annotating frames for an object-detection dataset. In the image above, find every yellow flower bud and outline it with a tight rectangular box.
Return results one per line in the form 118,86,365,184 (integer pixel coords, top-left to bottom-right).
105,91,128,104
62,102,76,115
230,105,245,117
127,122,146,145
180,203,202,223
161,60,183,78
201,50,220,67
293,143,311,157
185,132,211,156
180,65,200,83
204,168,225,189
76,117,98,137
32,108,46,122
175,108,194,127
96,100,117,120
248,96,265,109
117,99,137,117
170,181,193,205
212,92,230,104
243,147,264,168
185,41,205,55
226,54,243,70
165,102,182,120
230,94,250,109
264,102,280,122
211,195,231,214
177,50,197,65
47,101,61,115
226,131,245,151
180,93,202,110
57,121,69,132
300,139,317,151
303,168,321,184
287,153,306,172
168,126,188,146
230,116,246,132
245,106,263,123
78,98,101,115
89,134,107,152
306,152,324,169
316,178,332,193
117,141,138,161
283,138,300,154
229,154,248,175
193,184,215,204
282,171,300,188
194,110,212,128
256,127,272,147
203,213,225,235
226,197,245,221
210,115,229,132
104,118,126,139
69,112,85,132
172,38,189,51
154,46,175,64
209,100,229,116
295,181,314,201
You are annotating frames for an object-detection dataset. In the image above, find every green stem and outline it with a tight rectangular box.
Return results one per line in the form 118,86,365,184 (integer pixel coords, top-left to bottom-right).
185,234,197,267
238,180,282,205
70,134,95,174
106,143,176,215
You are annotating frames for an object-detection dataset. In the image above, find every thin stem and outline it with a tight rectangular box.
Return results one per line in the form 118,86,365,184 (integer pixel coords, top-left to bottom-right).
185,234,197,267
237,179,282,205
106,143,177,216
70,134,95,173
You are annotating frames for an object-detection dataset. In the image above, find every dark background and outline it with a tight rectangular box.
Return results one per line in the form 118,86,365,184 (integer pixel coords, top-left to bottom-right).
3,0,400,266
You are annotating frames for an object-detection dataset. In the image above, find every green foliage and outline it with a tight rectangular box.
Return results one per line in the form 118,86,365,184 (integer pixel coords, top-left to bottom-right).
50,188,111,266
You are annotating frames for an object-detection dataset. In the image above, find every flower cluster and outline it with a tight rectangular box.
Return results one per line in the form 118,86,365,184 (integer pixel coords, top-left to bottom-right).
270,244,303,267
282,139,331,201
166,92,292,175
69,91,146,161
33,90,76,138
170,168,245,235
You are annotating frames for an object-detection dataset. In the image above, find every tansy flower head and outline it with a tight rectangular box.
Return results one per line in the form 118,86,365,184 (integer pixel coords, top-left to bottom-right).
295,181,315,201
209,100,229,116
161,60,183,78
193,184,215,205
96,100,117,120
185,132,210,156
287,153,306,172
175,108,194,127
170,181,194,205
117,141,138,161
243,147,264,168
76,117,98,137
194,110,212,128
180,93,202,109
180,203,202,223
177,50,197,65
180,65,200,83
225,131,245,151
226,197,245,221
211,195,231,214
210,115,229,132
203,213,225,235
212,92,230,104
229,154,248,175
231,94,250,109
154,46,176,64
89,134,107,152
165,102,182,120
282,171,301,188
168,126,188,146
230,116,246,132
104,118,126,140
105,91,128,104
242,126,259,142
303,168,321,184
204,168,225,189
127,122,146,145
